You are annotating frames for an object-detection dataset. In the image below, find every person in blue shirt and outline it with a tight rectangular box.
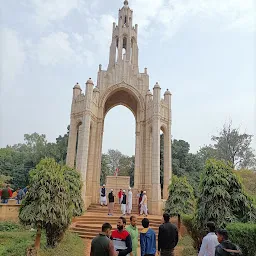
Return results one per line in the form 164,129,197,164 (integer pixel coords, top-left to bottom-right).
140,218,156,256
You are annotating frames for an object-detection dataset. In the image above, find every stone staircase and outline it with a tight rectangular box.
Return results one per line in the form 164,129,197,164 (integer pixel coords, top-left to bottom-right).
71,203,185,240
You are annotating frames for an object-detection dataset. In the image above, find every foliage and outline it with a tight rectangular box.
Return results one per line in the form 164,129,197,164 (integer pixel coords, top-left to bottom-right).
234,169,256,197
182,215,204,250
0,174,12,187
0,229,84,256
199,122,256,169
0,221,24,232
196,159,256,229
227,222,256,256
19,158,83,248
165,175,195,217
100,150,135,186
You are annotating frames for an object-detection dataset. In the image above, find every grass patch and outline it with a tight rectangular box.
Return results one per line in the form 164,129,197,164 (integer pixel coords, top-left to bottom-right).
0,222,84,256
178,235,197,256
39,232,85,256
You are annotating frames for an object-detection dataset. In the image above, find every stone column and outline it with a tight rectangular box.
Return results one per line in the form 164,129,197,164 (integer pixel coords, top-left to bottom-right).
66,117,78,168
151,82,162,215
92,119,104,203
163,89,172,199
134,122,141,189
75,78,94,206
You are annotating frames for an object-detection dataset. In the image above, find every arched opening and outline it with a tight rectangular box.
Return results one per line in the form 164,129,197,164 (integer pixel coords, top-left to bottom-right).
101,106,135,187
74,122,82,168
124,16,127,26
122,37,127,59
115,37,119,63
160,129,164,199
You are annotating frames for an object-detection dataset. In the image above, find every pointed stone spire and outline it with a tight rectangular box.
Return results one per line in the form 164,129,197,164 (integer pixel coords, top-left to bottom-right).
124,0,129,6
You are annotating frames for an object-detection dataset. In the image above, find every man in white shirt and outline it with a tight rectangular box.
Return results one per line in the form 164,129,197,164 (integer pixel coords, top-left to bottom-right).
198,222,219,256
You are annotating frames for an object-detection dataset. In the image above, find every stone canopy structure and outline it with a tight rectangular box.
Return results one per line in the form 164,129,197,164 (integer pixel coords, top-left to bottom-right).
66,0,172,215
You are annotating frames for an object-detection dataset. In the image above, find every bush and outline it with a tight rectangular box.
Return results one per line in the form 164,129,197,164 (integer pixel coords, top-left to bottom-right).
182,215,204,251
0,221,24,232
227,222,256,256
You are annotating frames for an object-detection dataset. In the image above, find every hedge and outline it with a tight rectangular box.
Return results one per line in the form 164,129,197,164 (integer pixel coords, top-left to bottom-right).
226,222,256,256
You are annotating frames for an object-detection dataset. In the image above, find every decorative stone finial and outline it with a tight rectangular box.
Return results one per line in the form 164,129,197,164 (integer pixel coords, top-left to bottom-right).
146,89,152,96
73,82,81,90
164,89,172,95
153,82,161,89
124,0,128,6
86,78,94,85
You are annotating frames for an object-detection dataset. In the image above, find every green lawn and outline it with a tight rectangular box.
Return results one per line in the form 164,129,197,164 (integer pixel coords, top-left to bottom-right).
0,222,84,256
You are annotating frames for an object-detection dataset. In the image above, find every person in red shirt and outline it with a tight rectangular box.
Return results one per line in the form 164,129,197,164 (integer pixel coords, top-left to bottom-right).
118,189,122,204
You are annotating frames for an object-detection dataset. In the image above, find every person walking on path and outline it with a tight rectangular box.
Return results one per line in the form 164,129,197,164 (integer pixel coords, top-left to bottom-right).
100,184,107,206
111,217,132,256
158,213,179,256
126,216,139,256
108,189,115,216
16,188,25,204
90,223,117,256
140,218,156,256
127,187,133,215
118,189,123,204
198,221,219,256
140,191,148,216
121,190,127,216
215,229,242,256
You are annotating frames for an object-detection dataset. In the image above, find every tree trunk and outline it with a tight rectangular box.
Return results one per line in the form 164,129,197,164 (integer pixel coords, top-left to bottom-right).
178,214,181,233
34,222,42,250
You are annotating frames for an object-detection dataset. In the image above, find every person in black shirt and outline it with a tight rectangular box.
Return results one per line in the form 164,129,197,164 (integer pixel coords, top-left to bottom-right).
108,189,115,216
100,184,107,206
158,213,178,256
121,190,127,216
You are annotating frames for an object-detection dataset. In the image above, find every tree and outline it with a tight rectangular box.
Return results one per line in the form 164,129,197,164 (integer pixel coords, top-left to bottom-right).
0,174,12,187
199,122,256,169
196,159,256,229
19,158,83,249
165,175,195,232
107,149,123,173
100,154,111,185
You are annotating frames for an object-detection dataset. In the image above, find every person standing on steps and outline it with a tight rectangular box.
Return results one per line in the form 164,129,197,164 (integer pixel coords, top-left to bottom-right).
111,217,132,256
198,221,219,256
90,223,117,256
140,191,148,216
127,187,133,215
100,184,107,207
138,190,143,214
158,213,179,256
140,218,157,256
121,190,127,216
126,216,139,256
118,189,123,204
108,189,115,216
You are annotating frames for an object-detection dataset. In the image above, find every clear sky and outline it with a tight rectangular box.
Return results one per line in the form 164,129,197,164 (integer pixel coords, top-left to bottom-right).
1,0,255,156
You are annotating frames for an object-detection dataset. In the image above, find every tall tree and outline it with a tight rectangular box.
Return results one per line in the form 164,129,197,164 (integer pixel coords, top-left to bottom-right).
199,122,256,169
197,159,256,229
107,149,123,173
165,175,195,232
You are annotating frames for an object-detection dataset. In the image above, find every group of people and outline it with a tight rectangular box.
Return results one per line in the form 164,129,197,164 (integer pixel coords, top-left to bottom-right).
0,185,28,204
198,222,242,256
100,185,148,217
90,213,179,256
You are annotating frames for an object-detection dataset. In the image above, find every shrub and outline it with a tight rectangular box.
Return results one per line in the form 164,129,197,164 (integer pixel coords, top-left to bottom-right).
227,222,256,256
19,158,84,249
0,221,24,232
